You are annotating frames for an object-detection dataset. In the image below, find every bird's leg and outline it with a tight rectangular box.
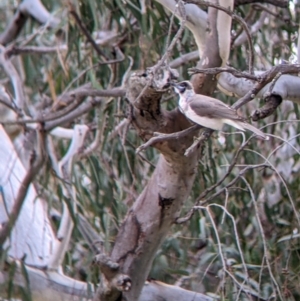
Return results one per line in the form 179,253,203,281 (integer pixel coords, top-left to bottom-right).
184,129,213,157
202,128,214,140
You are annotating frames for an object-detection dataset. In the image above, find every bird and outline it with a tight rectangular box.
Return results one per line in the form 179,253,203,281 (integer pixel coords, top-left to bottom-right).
171,81,269,140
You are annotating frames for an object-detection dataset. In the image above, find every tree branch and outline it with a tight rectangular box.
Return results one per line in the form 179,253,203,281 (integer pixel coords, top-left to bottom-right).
0,0,59,45
189,66,258,80
69,4,108,59
232,64,300,110
0,45,25,113
136,124,200,154
234,0,288,8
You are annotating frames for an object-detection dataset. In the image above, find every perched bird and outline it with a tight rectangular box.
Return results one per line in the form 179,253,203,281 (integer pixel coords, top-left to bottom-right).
172,81,269,140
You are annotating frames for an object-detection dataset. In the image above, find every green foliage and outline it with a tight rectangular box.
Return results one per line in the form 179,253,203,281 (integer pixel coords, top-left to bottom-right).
1,0,300,300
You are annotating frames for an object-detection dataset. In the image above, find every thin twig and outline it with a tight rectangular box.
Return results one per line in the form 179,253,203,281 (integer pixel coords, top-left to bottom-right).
252,3,297,27
210,203,249,283
0,45,25,113
184,129,212,156
164,2,177,55
56,85,125,110
265,72,282,97
202,206,257,299
241,177,284,301
59,49,125,98
6,45,68,57
0,91,15,111
79,109,103,158
136,124,200,154
126,139,156,168
200,163,268,205
235,0,288,8
198,143,247,203
69,4,108,59
245,132,300,227
1,87,125,127
234,11,267,47
176,163,268,224
232,64,300,110
231,6,255,46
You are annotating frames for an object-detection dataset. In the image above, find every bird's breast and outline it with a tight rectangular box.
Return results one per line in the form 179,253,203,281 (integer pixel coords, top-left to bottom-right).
179,97,189,112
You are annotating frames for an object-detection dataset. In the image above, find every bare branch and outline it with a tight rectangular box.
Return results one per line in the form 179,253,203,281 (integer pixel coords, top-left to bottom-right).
232,64,300,110
0,86,15,111
251,95,282,121
241,177,284,300
176,163,268,224
0,45,25,112
1,87,125,132
136,124,200,154
233,11,267,47
47,125,89,270
6,45,68,57
189,66,258,80
184,128,212,156
234,0,288,8
0,10,28,46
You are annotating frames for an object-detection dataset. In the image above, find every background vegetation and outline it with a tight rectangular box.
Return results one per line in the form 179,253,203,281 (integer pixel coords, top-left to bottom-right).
1,0,300,300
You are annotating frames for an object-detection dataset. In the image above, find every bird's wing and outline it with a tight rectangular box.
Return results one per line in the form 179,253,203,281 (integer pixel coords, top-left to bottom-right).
189,96,244,121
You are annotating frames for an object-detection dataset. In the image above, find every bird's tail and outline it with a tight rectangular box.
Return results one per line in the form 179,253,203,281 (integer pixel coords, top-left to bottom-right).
240,122,269,140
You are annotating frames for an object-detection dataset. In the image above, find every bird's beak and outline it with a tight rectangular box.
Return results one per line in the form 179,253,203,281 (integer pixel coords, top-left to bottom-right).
170,82,184,93
162,82,171,89
162,81,177,89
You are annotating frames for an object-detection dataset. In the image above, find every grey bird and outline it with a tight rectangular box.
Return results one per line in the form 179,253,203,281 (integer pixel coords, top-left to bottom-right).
172,81,269,140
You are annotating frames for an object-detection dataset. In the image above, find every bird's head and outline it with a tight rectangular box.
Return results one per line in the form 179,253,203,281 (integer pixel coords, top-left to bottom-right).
171,81,194,95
